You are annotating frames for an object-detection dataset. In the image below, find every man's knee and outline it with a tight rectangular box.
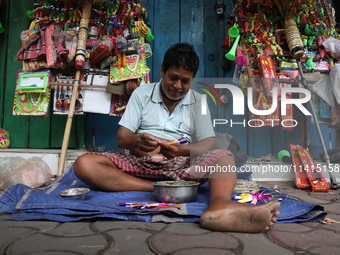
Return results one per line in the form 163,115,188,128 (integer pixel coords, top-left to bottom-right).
74,154,114,174
74,154,91,176
215,154,236,166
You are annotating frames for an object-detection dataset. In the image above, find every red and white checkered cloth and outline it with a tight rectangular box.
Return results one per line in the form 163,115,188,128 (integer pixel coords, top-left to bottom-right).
87,149,234,183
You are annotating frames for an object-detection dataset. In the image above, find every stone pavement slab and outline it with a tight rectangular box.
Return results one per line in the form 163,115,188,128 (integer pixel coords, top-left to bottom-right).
232,232,292,255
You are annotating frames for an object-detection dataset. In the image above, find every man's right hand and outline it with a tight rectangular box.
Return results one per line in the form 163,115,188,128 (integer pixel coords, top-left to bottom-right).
137,133,160,152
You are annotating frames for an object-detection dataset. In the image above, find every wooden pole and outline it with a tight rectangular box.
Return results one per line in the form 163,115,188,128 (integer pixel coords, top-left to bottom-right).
57,0,92,177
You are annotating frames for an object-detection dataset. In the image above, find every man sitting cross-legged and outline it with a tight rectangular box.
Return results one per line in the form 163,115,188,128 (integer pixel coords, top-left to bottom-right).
74,43,280,232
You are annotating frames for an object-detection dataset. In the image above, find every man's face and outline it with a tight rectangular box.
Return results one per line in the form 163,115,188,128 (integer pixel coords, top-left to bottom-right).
160,66,194,101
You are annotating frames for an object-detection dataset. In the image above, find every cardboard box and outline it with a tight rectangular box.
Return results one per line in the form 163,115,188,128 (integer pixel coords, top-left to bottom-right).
259,56,279,101
289,144,311,189
280,78,294,130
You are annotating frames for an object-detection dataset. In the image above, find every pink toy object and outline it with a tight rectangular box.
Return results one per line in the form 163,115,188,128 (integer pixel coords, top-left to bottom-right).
235,45,247,65
319,48,327,59
0,128,10,148
0,136,10,148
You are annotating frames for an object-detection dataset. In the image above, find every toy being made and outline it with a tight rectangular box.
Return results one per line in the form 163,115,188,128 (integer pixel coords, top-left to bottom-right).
167,136,189,145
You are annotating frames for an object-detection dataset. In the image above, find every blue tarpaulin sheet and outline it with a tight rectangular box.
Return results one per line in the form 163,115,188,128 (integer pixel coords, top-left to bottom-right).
0,165,327,223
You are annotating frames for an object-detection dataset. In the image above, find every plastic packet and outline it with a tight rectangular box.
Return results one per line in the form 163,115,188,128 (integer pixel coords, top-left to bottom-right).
116,36,127,52
64,31,78,63
312,77,335,108
90,35,114,66
0,157,51,190
329,63,340,105
322,36,340,60
0,157,25,189
99,54,118,70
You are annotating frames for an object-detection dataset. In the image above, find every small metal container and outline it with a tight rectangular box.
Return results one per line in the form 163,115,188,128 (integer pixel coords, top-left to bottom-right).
59,188,90,200
152,181,200,203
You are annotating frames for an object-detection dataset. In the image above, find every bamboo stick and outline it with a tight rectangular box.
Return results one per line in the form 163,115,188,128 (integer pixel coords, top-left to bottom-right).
57,0,92,177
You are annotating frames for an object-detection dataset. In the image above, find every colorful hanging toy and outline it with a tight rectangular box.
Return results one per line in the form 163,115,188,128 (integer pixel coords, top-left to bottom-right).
0,128,10,148
232,189,286,205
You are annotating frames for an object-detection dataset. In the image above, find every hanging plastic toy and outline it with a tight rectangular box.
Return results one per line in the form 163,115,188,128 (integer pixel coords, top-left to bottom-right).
0,128,10,148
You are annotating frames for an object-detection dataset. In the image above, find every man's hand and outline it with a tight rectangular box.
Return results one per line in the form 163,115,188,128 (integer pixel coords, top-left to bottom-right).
158,140,186,159
137,133,159,152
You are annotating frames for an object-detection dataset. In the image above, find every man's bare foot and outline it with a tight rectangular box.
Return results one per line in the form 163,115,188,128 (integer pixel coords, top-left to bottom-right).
200,199,280,233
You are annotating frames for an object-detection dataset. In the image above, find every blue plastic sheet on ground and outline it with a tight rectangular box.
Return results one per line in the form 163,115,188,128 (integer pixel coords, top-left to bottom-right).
0,165,327,223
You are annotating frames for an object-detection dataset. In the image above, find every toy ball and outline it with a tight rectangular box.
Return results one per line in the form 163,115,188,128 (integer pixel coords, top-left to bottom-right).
0,128,10,148
0,128,10,138
0,136,10,148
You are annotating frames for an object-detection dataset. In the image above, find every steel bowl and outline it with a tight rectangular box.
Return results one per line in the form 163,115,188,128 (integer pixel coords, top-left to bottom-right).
152,181,200,203
59,188,90,200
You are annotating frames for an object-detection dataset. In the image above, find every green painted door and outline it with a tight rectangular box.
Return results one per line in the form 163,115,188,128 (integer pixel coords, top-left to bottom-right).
0,0,85,149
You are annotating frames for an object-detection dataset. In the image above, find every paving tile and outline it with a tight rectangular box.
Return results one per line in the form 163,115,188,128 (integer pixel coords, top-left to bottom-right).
103,229,153,255
164,222,211,235
232,232,292,255
12,252,80,255
0,219,59,230
320,213,340,232
94,219,167,233
309,246,340,255
0,227,38,254
269,223,313,232
256,181,296,190
268,227,340,250
299,221,319,228
149,232,240,254
284,190,328,204
309,192,340,202
321,224,340,233
172,247,236,255
43,222,95,237
5,232,108,255
322,203,340,215
0,213,11,220
323,213,340,221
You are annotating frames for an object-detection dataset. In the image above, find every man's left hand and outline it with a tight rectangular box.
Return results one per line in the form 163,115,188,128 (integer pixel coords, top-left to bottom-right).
158,140,183,159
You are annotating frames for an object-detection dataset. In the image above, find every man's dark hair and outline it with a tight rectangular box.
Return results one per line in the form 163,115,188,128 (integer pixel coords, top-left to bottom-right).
162,43,200,76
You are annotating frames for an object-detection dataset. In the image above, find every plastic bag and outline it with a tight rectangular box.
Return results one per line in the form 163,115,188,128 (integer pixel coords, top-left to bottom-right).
322,36,340,60
329,63,340,105
312,77,335,108
64,31,78,63
0,157,51,190
99,54,117,70
90,35,114,67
